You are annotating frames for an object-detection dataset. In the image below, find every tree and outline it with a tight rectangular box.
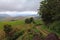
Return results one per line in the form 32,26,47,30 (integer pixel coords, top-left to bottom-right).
25,18,31,24
39,0,60,26
30,17,34,22
25,17,35,24
39,0,60,34
30,17,35,24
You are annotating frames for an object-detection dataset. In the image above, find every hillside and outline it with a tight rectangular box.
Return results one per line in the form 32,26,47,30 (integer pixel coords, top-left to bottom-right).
0,14,11,21
0,14,40,21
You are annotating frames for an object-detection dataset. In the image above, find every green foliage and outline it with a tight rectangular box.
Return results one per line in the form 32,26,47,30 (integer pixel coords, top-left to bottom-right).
39,0,59,25
25,17,35,24
0,20,24,30
3,24,13,40
12,30,24,40
39,0,60,35
25,18,31,24
4,24,12,34
50,21,60,34
30,17,34,22
3,24,24,40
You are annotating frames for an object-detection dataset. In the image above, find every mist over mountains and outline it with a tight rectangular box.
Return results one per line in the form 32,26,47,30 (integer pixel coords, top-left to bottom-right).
0,14,11,21
0,13,39,21
0,13,39,17
12,13,39,17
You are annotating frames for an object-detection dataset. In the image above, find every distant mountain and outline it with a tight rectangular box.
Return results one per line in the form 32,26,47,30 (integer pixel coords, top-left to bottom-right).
0,13,40,21
12,14,40,20
0,14,11,21
12,16,25,20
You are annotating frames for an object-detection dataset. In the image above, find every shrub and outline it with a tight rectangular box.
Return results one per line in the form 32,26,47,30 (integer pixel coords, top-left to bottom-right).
25,17,35,24
25,18,31,24
4,24,12,34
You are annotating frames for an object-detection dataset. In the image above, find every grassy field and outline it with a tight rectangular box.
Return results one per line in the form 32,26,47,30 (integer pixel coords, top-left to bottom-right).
0,19,60,40
0,20,41,40
0,20,25,30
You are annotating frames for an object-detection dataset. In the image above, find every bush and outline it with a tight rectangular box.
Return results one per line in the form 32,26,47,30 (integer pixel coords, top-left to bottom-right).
3,24,24,40
25,18,31,24
25,17,35,24
3,24,13,40
30,17,35,24
50,21,60,34
12,30,24,40
4,24,12,34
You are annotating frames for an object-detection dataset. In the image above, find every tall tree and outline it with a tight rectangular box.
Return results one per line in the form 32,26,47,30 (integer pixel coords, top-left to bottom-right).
39,0,60,26
39,0,60,33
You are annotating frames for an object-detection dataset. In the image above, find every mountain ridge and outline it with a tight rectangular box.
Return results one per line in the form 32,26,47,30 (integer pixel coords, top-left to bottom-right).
0,14,39,21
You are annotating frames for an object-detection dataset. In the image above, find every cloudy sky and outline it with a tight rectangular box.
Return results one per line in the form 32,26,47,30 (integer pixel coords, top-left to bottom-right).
0,0,42,15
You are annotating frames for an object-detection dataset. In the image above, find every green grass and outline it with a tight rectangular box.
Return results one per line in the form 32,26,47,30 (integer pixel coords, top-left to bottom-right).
35,19,43,25
0,20,25,30
0,20,37,40
40,22,60,37
0,19,60,40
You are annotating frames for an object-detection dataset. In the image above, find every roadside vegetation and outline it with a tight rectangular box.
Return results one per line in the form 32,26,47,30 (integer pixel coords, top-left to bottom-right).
0,0,60,40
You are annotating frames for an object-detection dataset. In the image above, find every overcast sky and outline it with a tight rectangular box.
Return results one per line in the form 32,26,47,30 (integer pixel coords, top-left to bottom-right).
0,0,42,15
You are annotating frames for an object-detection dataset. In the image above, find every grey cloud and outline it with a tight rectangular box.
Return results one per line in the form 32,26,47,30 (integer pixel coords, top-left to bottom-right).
0,0,42,11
